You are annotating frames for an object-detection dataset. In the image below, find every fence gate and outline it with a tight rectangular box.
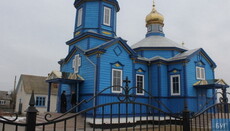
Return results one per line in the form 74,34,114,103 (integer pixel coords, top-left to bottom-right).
0,79,229,131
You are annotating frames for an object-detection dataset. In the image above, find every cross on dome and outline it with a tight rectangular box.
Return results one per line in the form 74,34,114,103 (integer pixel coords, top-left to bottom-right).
153,0,155,8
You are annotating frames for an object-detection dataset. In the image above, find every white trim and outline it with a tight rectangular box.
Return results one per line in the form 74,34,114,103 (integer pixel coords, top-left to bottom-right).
196,67,205,80
112,69,122,93
35,96,46,107
77,8,83,27
170,75,181,96
136,74,144,95
103,6,111,26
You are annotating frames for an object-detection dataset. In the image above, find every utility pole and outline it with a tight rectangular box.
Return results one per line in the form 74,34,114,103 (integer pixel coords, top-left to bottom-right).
13,76,16,91
12,76,17,109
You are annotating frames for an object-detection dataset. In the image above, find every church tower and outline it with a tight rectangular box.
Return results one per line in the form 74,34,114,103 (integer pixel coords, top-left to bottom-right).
73,0,120,38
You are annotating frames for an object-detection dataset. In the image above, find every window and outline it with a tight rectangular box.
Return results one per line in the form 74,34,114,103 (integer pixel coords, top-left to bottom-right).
72,54,81,73
103,7,111,26
77,8,83,27
35,96,46,107
136,74,144,95
0,100,6,105
196,67,205,80
170,75,180,96
112,69,122,93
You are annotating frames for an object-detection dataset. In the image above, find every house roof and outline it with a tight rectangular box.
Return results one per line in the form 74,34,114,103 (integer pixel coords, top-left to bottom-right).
17,74,58,95
131,35,187,51
0,91,12,100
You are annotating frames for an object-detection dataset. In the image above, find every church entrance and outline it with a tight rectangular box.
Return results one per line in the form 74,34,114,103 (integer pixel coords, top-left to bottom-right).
46,71,84,113
197,89,206,110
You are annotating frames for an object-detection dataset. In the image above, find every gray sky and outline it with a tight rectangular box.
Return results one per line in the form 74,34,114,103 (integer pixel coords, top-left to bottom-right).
0,0,230,91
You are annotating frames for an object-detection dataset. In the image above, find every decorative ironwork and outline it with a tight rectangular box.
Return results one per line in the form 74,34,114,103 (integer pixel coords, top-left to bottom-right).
117,77,136,102
0,113,18,122
219,87,229,103
45,100,86,122
1,76,230,131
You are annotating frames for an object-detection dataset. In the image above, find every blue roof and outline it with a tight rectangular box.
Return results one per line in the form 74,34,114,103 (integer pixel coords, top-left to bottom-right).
85,37,137,57
61,37,137,64
74,0,120,11
137,48,217,68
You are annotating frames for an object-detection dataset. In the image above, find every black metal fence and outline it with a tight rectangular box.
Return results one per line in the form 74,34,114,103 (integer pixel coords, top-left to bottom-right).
0,78,229,131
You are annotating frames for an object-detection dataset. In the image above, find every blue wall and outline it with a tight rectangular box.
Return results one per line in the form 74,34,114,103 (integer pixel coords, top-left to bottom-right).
136,49,181,59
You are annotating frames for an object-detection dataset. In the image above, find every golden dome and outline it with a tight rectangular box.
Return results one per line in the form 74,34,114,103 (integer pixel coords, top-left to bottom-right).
145,1,164,26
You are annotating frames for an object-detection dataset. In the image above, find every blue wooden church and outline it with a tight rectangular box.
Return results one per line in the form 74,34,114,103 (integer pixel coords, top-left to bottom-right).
46,0,228,114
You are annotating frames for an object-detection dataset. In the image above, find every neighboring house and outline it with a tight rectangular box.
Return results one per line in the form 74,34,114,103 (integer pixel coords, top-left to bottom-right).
15,74,58,114
46,0,229,114
0,91,12,112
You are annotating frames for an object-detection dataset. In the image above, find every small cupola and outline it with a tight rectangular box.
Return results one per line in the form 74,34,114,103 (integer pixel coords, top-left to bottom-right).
145,0,165,37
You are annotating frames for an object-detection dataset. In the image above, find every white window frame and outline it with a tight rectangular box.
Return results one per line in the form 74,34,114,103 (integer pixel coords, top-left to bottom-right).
136,74,144,95
112,69,122,93
103,6,111,26
196,67,205,80
0,100,6,105
77,8,83,27
170,75,181,96
35,96,46,107
72,54,81,73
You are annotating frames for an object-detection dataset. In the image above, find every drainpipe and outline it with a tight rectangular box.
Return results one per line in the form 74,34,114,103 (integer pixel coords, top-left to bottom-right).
157,63,161,109
148,61,152,106
183,62,188,111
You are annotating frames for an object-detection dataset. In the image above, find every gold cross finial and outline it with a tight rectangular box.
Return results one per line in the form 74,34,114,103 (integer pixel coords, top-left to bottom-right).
152,0,156,12
153,0,155,8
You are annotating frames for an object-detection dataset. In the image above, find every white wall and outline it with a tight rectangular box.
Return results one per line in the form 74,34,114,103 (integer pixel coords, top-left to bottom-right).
15,81,57,114
15,81,30,113
34,94,57,113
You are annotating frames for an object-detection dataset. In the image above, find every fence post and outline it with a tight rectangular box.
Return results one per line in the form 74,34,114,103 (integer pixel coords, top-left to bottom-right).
222,87,228,113
25,91,38,131
183,104,190,131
